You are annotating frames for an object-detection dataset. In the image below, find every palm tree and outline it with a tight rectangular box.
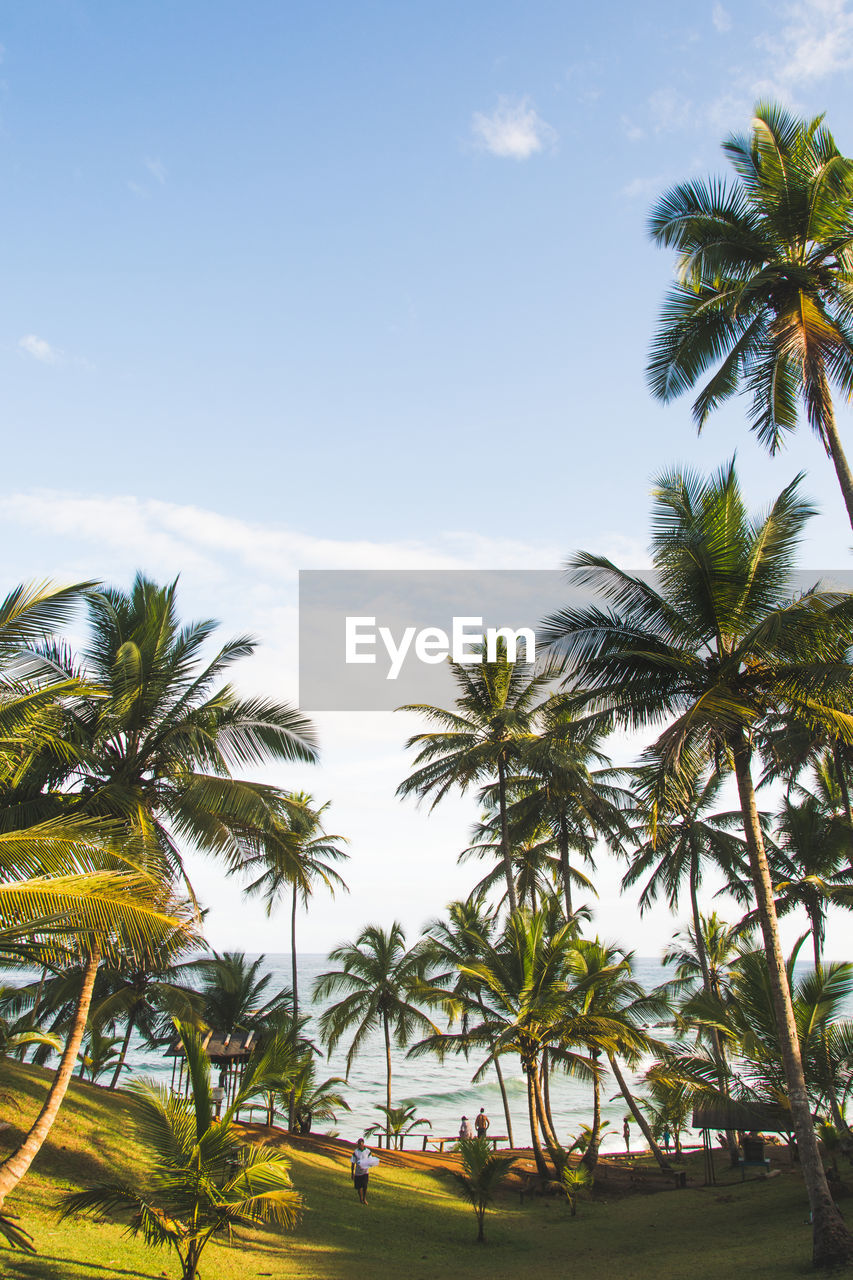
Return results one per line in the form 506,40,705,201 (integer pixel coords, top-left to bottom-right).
648,103,853,530
624,762,748,988
543,460,853,1265
512,695,630,920
241,792,348,1061
419,896,515,1147
0,840,199,1209
564,939,672,1173
415,908,591,1178
55,574,318,879
91,927,203,1090
313,923,438,1145
288,1056,350,1134
61,1022,301,1280
452,1136,516,1243
398,646,553,913
770,791,853,968
187,951,293,1034
365,1103,431,1150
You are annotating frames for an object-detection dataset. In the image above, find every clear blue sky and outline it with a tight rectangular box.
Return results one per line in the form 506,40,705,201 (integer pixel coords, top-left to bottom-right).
3,0,853,955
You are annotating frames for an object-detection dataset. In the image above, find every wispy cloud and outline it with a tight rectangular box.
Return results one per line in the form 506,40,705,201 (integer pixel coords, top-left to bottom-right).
759,0,853,88
622,174,668,199
471,96,557,160
18,334,62,364
647,88,692,133
621,114,645,141
712,3,732,32
144,156,167,184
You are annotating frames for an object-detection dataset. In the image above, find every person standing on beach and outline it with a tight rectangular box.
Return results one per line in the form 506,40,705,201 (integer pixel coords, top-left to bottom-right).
623,1116,631,1157
475,1108,489,1139
459,1115,475,1140
351,1138,376,1205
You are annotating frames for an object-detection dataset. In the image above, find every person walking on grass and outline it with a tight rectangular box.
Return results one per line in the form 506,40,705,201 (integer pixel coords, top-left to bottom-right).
351,1138,377,1205
475,1108,490,1139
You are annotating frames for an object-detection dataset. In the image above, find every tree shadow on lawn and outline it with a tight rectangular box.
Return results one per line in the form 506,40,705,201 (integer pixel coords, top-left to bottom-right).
2,1256,155,1280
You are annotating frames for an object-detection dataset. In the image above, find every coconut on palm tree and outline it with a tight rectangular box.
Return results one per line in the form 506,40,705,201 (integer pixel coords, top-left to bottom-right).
543,460,853,1265
648,103,853,529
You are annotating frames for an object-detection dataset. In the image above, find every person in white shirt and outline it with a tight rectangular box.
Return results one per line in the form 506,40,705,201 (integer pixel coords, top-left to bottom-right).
350,1137,376,1204
459,1115,475,1140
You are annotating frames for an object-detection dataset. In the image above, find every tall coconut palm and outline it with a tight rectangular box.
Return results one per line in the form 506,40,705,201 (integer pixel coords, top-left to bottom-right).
241,792,348,1038
624,761,749,1028
543,460,853,1265
648,103,853,529
512,695,631,920
414,908,593,1177
398,646,554,913
564,939,672,1173
770,791,853,969
419,895,515,1147
313,923,438,1145
53,574,318,879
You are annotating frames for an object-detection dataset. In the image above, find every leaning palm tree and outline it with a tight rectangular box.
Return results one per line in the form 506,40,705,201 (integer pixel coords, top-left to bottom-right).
313,923,438,1145
398,646,554,913
61,1022,301,1280
0,831,199,1209
543,460,853,1265
648,103,853,529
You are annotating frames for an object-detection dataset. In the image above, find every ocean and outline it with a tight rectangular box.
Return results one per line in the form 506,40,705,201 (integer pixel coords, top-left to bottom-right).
121,953,674,1151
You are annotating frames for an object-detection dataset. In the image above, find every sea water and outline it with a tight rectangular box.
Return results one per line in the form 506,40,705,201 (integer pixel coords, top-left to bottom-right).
119,953,674,1151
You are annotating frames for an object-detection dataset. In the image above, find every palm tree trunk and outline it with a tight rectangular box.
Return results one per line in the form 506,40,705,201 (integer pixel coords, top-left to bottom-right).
832,742,853,829
383,1013,392,1148
525,1068,548,1177
581,1059,602,1173
558,816,573,920
108,1008,136,1091
0,948,100,1207
492,1053,515,1148
288,881,298,1132
607,1054,671,1172
732,731,853,1266
531,1061,564,1173
497,758,519,915
821,404,853,534
690,855,736,1158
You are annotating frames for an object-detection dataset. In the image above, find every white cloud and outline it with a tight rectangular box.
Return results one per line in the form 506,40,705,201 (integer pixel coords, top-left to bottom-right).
144,156,167,184
712,3,732,32
760,0,853,86
471,95,557,160
18,334,61,364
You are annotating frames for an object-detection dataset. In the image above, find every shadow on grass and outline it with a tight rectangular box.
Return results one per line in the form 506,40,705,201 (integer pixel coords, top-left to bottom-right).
1,1256,155,1280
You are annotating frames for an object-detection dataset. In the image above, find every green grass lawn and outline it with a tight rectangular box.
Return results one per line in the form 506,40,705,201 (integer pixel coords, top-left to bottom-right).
0,1061,827,1279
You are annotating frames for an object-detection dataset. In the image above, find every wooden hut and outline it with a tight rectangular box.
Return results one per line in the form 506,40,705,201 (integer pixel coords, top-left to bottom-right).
692,1100,794,1184
166,1029,257,1109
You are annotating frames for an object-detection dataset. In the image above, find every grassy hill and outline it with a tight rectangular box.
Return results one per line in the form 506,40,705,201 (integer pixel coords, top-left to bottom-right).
0,1060,822,1279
